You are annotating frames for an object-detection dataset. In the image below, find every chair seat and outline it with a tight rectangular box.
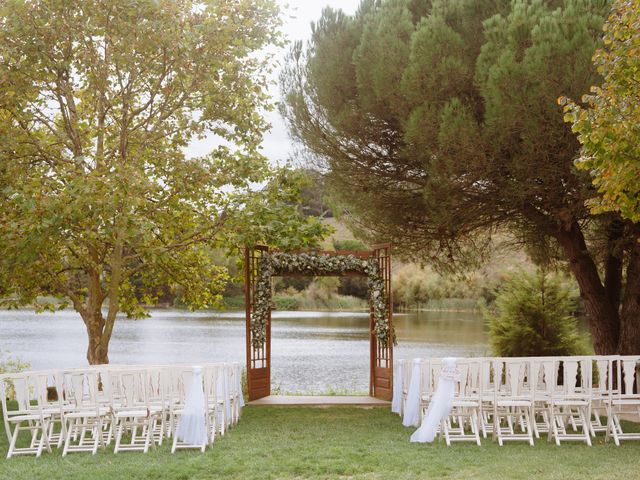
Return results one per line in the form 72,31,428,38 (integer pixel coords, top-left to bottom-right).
610,399,640,406
64,409,108,419
8,413,51,422
496,400,532,407
452,400,481,408
553,398,589,407
113,409,149,418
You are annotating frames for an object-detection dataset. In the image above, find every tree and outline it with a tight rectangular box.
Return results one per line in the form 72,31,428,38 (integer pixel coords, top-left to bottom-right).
485,269,587,357
281,0,640,354
561,0,640,223
0,0,327,365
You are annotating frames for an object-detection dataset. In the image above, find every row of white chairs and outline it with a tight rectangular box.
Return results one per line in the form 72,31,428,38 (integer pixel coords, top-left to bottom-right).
0,363,244,458
394,355,640,446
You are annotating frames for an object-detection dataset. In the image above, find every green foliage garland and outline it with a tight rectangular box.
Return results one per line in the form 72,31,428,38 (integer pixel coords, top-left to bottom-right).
250,252,392,348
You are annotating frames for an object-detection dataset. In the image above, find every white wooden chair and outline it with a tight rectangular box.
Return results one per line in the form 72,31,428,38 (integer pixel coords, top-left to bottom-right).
228,363,244,425
401,359,413,418
492,358,534,446
391,359,405,415
110,368,157,453
589,356,615,436
547,357,592,446
478,358,497,439
204,365,222,444
418,358,433,423
171,366,208,453
146,367,169,446
442,358,482,446
1,373,52,458
606,355,640,445
61,369,108,455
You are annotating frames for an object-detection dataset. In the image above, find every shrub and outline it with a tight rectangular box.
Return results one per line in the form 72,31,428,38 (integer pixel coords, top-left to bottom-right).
273,294,300,310
332,239,367,251
0,350,31,400
484,269,587,357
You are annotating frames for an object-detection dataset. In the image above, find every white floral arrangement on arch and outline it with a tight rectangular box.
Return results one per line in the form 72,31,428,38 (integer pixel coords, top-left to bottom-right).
250,252,393,349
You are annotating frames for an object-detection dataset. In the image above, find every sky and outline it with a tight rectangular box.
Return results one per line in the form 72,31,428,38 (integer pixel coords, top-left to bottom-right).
187,0,362,164
260,0,362,164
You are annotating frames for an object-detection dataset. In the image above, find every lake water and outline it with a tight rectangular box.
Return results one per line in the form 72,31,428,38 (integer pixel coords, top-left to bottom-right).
0,309,488,394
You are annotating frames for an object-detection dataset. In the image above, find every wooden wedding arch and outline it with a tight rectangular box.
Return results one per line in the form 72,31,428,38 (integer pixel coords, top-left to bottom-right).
244,245,393,401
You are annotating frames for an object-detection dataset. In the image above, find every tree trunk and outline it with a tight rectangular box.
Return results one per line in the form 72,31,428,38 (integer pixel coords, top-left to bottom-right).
556,221,620,354
84,311,110,365
618,236,640,354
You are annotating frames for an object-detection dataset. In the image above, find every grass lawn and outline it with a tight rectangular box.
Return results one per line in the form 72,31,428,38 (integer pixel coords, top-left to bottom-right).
1,405,640,480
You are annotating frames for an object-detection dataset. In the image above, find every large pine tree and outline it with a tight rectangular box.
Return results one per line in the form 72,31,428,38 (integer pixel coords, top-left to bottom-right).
281,0,640,354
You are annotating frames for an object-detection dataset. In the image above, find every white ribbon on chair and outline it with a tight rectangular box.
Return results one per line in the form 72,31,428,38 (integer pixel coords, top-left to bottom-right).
176,366,207,445
402,358,422,427
411,357,457,443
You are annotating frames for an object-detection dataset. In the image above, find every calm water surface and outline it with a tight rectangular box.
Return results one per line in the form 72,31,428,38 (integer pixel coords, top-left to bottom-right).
0,309,487,394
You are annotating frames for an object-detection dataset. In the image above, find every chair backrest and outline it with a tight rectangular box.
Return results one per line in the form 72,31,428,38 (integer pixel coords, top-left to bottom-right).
108,368,149,411
616,355,640,400
591,356,613,396
203,365,222,405
493,358,532,400
169,366,195,406
402,360,412,393
418,359,432,399
62,369,101,413
455,358,482,400
0,375,11,443
562,357,592,398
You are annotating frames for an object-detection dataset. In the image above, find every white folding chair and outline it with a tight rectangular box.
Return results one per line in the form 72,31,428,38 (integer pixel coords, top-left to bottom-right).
442,358,482,446
1,373,52,458
61,369,108,455
547,357,592,446
418,359,432,423
110,368,158,453
606,355,640,445
146,366,169,446
478,358,497,439
391,359,405,415
492,358,534,446
171,366,208,453
589,356,616,436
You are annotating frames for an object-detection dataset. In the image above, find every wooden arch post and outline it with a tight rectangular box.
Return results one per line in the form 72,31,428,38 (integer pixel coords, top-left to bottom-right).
244,245,393,401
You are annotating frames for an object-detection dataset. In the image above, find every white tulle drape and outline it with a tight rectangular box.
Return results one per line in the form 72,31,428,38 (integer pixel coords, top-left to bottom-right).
402,359,422,427
176,366,208,446
410,357,457,443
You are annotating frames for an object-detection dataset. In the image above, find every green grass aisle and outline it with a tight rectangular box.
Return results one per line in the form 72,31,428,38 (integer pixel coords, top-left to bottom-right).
1,406,639,480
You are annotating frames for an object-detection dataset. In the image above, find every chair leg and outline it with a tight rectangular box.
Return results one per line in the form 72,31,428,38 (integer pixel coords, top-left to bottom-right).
171,425,178,454
473,410,481,446
550,407,561,446
443,419,451,446
611,413,621,446
114,419,124,453
36,426,45,458
524,408,534,446
580,409,591,447
43,419,52,454
7,423,20,459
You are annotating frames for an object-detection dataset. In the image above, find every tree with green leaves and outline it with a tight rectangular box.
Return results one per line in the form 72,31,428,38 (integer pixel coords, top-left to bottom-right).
0,0,327,365
282,0,640,354
485,269,587,357
561,0,640,223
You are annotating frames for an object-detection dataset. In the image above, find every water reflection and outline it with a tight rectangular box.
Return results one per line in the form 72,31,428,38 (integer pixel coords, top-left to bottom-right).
0,309,488,394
